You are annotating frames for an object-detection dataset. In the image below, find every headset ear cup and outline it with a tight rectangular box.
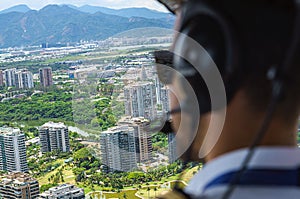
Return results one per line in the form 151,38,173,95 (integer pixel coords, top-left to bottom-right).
173,15,228,114
173,1,240,114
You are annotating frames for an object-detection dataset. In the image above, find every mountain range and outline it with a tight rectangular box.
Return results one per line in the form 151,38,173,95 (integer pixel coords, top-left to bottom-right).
0,4,174,48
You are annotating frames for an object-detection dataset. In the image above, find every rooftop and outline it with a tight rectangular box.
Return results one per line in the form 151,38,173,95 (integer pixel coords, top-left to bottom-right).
0,127,21,136
118,116,150,125
124,81,154,88
40,184,84,196
41,121,67,129
0,172,37,186
102,125,134,135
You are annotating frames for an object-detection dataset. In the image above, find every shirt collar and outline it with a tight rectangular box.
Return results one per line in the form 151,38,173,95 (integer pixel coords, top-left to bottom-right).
185,146,300,196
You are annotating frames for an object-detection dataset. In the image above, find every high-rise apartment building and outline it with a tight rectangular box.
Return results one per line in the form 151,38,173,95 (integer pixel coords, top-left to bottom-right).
124,82,157,120
155,76,163,105
118,117,152,163
39,67,53,87
140,66,147,81
0,172,39,199
39,122,70,153
15,71,23,89
168,133,177,164
39,184,84,199
4,68,16,87
100,126,137,173
0,70,4,87
0,127,28,172
155,76,171,112
160,86,170,112
15,69,34,89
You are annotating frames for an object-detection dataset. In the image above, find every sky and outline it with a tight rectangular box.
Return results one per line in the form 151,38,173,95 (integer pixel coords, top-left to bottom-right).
0,0,169,12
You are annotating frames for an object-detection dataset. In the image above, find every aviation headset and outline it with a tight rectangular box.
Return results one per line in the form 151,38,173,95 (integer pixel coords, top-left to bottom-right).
172,0,299,114
157,0,300,198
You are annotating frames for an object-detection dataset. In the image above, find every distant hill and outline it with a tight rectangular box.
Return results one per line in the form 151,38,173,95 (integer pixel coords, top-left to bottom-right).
0,5,174,48
75,5,173,19
0,5,31,14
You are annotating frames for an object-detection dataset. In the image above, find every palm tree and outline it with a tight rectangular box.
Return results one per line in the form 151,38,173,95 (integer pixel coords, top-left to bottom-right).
147,187,151,199
154,187,158,197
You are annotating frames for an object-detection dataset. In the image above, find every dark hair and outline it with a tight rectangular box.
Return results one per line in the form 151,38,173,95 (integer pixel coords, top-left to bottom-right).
230,0,300,120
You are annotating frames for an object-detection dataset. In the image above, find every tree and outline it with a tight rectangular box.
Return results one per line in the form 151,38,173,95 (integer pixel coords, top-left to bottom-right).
147,187,151,199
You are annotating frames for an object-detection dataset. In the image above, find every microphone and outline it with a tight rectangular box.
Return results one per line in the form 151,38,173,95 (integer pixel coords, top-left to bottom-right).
144,106,181,134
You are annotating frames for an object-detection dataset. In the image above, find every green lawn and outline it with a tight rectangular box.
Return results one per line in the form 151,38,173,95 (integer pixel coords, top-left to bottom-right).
137,184,169,199
38,160,75,185
84,165,199,198
87,181,187,199
90,189,138,199
37,154,200,198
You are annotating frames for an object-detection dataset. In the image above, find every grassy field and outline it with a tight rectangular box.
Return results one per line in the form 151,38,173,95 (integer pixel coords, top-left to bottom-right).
182,165,201,182
90,190,139,199
137,184,170,199
37,149,200,198
87,181,187,199
38,159,75,185
84,165,199,199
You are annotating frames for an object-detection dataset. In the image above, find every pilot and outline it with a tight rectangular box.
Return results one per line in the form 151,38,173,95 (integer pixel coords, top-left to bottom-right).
154,0,300,198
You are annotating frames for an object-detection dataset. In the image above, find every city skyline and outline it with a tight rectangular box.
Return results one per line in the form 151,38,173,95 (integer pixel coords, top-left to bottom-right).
0,30,180,198
0,0,168,13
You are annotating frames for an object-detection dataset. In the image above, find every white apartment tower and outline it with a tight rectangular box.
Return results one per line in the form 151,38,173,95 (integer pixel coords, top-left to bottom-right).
4,68,16,87
160,86,171,112
140,66,147,81
155,76,171,112
155,76,162,105
100,126,137,173
118,117,153,163
0,127,28,172
0,70,4,87
124,82,157,120
15,69,34,89
39,122,70,153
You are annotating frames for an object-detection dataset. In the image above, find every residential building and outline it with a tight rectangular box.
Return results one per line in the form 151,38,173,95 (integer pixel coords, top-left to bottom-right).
140,66,147,81
100,126,137,173
160,86,171,112
168,133,177,164
39,122,70,153
155,76,163,105
22,70,34,89
4,68,16,87
118,117,153,163
39,184,84,199
15,71,23,89
15,69,34,89
155,76,171,112
0,127,28,172
124,82,157,120
0,172,39,199
0,70,4,87
39,67,53,87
